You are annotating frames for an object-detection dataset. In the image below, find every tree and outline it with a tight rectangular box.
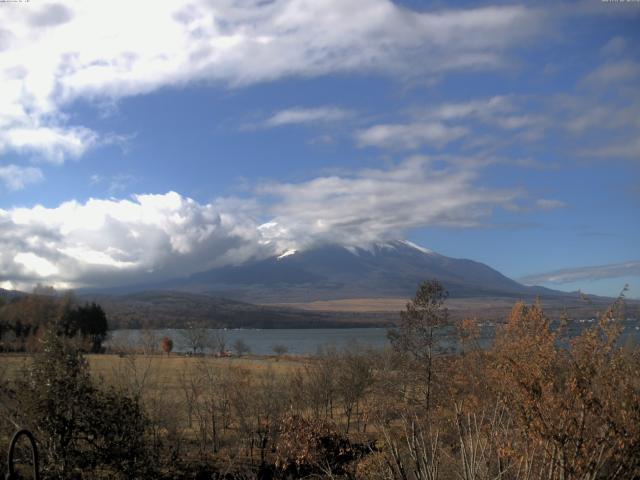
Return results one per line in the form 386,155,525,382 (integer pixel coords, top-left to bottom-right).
16,331,150,478
211,326,228,355
58,301,109,353
81,302,109,352
161,336,173,355
335,349,374,434
305,347,339,421
387,279,449,412
272,344,288,358
138,327,159,355
233,338,251,357
180,322,209,355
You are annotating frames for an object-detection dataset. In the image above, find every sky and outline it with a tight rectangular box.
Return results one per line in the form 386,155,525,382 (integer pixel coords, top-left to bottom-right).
0,0,639,298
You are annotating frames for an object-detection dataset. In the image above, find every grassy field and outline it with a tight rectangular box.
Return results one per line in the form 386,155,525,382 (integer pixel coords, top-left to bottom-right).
268,296,523,314
268,297,410,312
1,352,306,389
267,295,640,321
0,352,315,456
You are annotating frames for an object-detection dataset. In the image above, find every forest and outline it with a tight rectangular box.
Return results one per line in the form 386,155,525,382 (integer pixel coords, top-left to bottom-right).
0,289,109,353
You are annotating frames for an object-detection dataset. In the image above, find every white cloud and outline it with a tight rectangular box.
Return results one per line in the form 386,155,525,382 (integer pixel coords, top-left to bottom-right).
89,173,137,194
0,158,526,289
582,60,640,86
381,88,640,166
0,126,97,164
426,96,549,132
355,122,467,149
585,137,640,161
600,36,626,57
14,252,59,278
0,192,272,289
263,106,351,128
556,69,640,162
354,96,549,151
520,261,640,285
535,198,567,210
428,96,513,121
0,164,44,191
258,157,519,248
0,1,543,161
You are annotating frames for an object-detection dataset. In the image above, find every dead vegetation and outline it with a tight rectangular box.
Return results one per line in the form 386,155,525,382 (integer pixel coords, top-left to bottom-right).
0,281,638,479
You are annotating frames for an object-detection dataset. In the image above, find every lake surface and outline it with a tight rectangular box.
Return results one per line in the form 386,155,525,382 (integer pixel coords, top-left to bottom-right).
108,318,640,355
108,328,391,355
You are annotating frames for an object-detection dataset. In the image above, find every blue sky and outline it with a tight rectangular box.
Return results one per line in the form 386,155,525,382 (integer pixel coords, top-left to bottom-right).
0,0,638,298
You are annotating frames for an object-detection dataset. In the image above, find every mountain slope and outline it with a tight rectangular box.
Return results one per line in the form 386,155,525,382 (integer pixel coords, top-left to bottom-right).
74,241,640,327
148,240,562,303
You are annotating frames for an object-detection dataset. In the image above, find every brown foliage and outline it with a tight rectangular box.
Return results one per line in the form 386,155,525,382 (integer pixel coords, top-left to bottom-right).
273,412,364,476
2,286,638,479
160,336,173,355
484,299,640,479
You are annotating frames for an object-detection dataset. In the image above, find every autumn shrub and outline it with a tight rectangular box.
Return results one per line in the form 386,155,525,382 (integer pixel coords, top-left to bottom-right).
161,336,174,355
376,292,639,480
273,412,368,478
484,299,640,479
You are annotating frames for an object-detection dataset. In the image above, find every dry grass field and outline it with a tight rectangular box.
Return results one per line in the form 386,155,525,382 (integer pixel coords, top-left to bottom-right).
269,298,410,312
269,296,523,313
1,352,306,395
267,294,640,321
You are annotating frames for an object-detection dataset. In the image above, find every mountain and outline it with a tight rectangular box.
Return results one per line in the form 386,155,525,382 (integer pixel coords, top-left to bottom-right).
5,242,634,329
135,240,563,303
0,288,24,302
25,241,637,328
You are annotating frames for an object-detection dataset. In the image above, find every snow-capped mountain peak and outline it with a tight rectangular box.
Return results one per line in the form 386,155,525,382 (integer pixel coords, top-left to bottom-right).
397,240,435,255
130,239,553,303
276,249,297,260
340,239,437,257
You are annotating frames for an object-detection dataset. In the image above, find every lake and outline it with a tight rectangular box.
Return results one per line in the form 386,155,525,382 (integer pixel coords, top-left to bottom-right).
108,327,391,355
108,318,640,355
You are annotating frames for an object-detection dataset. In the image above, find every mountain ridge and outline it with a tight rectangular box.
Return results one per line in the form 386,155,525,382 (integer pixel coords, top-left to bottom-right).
5,242,637,329
95,239,566,303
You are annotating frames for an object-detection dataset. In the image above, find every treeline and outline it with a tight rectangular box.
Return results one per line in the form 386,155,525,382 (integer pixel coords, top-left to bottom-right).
0,289,108,353
0,281,638,479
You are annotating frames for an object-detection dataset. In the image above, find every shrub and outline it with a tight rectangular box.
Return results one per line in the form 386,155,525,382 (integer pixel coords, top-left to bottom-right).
16,331,151,479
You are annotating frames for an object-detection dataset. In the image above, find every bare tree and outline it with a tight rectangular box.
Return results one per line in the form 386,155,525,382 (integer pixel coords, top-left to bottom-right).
180,322,209,355
305,347,338,421
272,344,288,358
387,280,449,413
138,328,159,355
210,326,227,355
233,338,251,357
335,348,374,434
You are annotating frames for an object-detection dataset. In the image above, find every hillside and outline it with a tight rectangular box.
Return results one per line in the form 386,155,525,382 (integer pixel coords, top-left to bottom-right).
130,240,566,303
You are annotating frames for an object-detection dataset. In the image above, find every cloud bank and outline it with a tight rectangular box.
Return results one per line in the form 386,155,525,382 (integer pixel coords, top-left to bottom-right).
0,158,522,289
0,0,543,164
520,261,640,285
0,192,269,290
